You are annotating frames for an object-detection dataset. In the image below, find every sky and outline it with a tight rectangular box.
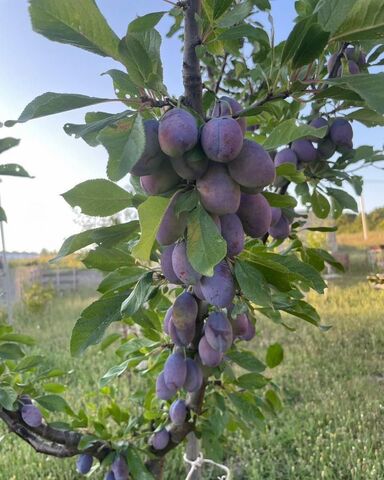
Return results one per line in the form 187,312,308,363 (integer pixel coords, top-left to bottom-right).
0,0,383,252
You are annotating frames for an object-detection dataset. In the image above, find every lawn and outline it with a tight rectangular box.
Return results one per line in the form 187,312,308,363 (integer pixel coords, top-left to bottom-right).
1,279,383,479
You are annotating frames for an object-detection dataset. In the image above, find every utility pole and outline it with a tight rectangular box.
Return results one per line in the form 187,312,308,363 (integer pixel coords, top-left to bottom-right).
0,182,13,323
359,193,368,241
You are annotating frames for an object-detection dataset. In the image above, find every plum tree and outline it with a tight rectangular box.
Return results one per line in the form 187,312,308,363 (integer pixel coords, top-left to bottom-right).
2,1,383,479
201,117,244,162
197,163,241,215
172,241,202,285
237,193,272,238
228,139,275,189
212,96,247,134
220,213,244,257
159,108,198,157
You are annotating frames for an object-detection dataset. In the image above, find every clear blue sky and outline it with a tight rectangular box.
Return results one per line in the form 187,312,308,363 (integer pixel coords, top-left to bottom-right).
0,0,383,252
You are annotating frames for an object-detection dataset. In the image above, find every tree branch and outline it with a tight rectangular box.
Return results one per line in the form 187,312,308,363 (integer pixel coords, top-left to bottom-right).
183,0,203,115
215,53,229,94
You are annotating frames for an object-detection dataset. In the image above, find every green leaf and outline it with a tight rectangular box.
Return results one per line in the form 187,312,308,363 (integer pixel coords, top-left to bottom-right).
281,17,313,65
292,23,329,69
212,0,233,19
217,25,269,45
265,389,283,411
311,190,330,219
251,0,271,10
102,70,140,100
266,343,284,368
174,189,199,216
328,74,384,115
5,93,110,126
282,300,320,325
217,1,253,28
262,192,297,208
99,114,146,182
346,108,384,127
0,207,7,222
53,221,139,260
99,360,129,387
235,259,272,307
64,110,134,146
15,355,44,372
0,164,32,178
275,163,306,183
331,0,384,41
229,392,264,426
326,188,358,212
128,12,166,32
83,247,134,272
227,350,266,372
187,204,227,276
98,266,146,293
70,292,127,356
0,333,35,346
43,383,66,394
237,372,269,389
263,119,327,150
62,179,132,217
0,343,24,360
0,138,20,154
127,447,154,480
316,0,357,35
29,0,120,59
0,386,17,410
132,196,171,262
36,394,73,415
120,272,154,316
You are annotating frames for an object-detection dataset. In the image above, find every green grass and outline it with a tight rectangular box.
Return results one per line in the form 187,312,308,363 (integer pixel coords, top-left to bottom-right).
1,281,384,479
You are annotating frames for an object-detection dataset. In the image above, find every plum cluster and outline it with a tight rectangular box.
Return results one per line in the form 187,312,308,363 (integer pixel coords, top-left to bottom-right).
327,46,366,77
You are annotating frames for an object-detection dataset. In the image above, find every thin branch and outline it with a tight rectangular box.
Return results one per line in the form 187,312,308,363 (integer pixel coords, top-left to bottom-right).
235,90,291,117
215,53,229,94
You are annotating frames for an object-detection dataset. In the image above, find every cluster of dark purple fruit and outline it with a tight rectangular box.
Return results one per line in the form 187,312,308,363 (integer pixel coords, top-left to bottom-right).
327,46,366,76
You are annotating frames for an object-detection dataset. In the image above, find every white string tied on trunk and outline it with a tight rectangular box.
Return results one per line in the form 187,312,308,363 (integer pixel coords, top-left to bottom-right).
183,452,231,480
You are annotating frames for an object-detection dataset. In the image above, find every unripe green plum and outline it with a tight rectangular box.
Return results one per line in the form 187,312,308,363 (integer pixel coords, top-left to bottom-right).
183,358,203,392
197,164,241,215
164,352,187,390
172,291,198,331
220,213,244,257
205,312,233,353
212,96,247,134
169,399,187,425
161,245,182,284
156,192,188,245
131,120,166,176
201,117,243,163
159,108,198,157
171,146,209,180
237,193,272,238
140,162,181,195
200,261,235,308
228,139,275,189
156,372,177,400
198,335,223,367
172,241,201,286
291,139,318,163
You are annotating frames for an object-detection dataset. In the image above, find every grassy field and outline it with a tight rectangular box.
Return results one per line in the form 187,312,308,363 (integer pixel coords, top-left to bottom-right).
337,231,384,248
1,280,384,479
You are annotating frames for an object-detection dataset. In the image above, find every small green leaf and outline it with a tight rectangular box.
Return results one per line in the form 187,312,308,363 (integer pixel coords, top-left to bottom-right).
217,1,253,28
187,204,227,276
126,447,154,480
227,350,266,372
237,372,269,389
0,333,35,346
311,190,330,219
128,12,166,32
326,188,358,212
0,164,32,178
265,389,283,411
262,192,297,208
62,179,132,217
0,207,7,222
83,246,134,272
36,394,74,415
275,163,306,183
266,343,284,368
217,25,269,45
29,0,120,59
43,383,66,394
0,386,17,410
5,93,110,126
292,23,329,69
235,259,272,307
132,196,171,262
121,272,154,316
99,360,129,387
263,119,327,150
15,355,44,372
98,266,146,293
100,114,145,182
0,138,20,154
345,109,384,127
0,343,24,360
